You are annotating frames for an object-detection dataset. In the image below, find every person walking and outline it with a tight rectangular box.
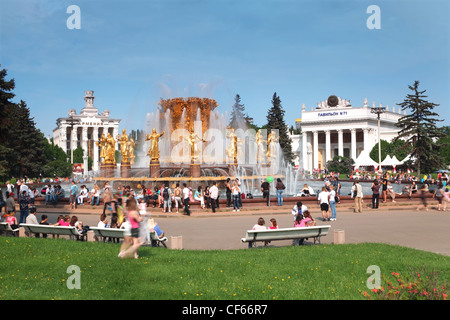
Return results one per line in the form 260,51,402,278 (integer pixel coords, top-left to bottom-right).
162,184,172,213
182,183,191,216
352,181,363,213
119,197,142,259
235,178,243,209
70,180,78,210
417,184,429,211
232,181,241,212
317,187,330,221
329,185,337,221
434,182,445,211
275,178,285,206
261,179,270,206
371,180,381,209
210,182,219,213
18,191,30,224
226,178,232,208
173,183,183,213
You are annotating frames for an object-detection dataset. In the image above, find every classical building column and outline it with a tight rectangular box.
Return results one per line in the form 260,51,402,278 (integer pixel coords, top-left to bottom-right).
93,127,99,172
61,126,67,153
338,129,344,157
113,127,119,150
313,130,319,170
82,127,88,155
302,131,308,172
351,129,357,160
363,128,369,153
325,130,331,163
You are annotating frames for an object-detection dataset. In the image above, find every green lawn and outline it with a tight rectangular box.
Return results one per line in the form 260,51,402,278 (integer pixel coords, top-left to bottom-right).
0,237,448,300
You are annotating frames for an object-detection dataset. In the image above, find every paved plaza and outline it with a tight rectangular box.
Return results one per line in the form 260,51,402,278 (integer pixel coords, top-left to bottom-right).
30,201,450,256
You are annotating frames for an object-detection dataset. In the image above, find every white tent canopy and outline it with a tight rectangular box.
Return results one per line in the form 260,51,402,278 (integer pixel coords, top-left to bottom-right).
380,155,394,166
354,150,379,169
381,155,404,167
390,155,403,166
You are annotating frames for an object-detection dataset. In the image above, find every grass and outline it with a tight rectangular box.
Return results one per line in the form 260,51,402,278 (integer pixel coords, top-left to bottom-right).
0,237,448,300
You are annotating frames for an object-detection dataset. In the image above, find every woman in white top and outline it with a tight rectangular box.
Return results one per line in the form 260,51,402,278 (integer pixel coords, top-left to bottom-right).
232,182,241,212
329,185,337,221
77,185,89,205
194,186,205,209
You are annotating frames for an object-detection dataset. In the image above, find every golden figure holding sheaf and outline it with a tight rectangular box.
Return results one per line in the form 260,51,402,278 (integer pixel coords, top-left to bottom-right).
127,138,136,164
146,128,165,161
266,130,278,159
256,129,266,163
96,133,107,161
117,129,130,162
104,133,116,164
226,126,241,163
185,128,206,162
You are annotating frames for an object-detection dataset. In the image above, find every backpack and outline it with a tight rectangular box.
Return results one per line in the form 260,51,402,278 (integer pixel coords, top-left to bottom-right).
163,188,169,200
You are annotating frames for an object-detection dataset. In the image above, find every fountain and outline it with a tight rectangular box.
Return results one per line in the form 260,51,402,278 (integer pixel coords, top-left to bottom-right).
95,96,298,197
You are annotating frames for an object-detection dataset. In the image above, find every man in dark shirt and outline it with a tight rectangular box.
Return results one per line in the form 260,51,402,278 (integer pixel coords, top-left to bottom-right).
261,180,270,206
19,191,30,224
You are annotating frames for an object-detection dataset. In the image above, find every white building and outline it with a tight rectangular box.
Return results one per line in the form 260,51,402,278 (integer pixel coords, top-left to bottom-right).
293,95,405,172
53,91,121,173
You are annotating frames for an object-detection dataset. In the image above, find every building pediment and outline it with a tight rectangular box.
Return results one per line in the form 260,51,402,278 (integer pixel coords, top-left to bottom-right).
316,95,352,109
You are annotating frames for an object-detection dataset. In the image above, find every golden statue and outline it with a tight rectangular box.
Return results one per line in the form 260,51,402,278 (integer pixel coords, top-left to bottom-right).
104,133,116,164
226,126,239,162
117,129,130,162
96,133,107,162
266,131,278,159
146,129,165,161
256,129,266,163
127,138,136,164
185,128,205,161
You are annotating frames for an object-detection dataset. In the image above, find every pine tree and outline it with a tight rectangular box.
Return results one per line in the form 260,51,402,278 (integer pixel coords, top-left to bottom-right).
0,67,17,179
0,66,47,180
228,94,253,129
395,81,444,178
7,100,46,178
266,92,295,165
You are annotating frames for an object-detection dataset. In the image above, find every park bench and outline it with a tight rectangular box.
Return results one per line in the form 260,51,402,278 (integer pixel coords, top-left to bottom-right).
20,224,82,239
90,227,168,247
0,222,20,236
241,225,331,248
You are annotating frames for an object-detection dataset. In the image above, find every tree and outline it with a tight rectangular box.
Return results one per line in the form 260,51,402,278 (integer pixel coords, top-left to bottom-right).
0,66,16,179
228,94,253,130
5,99,46,178
437,126,450,167
0,65,72,180
266,92,295,165
71,146,93,170
42,137,72,177
395,81,444,177
326,155,355,174
370,139,412,163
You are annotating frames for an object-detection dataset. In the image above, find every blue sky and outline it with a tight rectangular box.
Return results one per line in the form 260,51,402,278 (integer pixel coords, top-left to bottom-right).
1,0,449,137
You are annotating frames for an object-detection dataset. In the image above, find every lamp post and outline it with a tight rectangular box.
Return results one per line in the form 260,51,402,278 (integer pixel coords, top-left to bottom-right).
371,104,386,173
65,117,80,165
